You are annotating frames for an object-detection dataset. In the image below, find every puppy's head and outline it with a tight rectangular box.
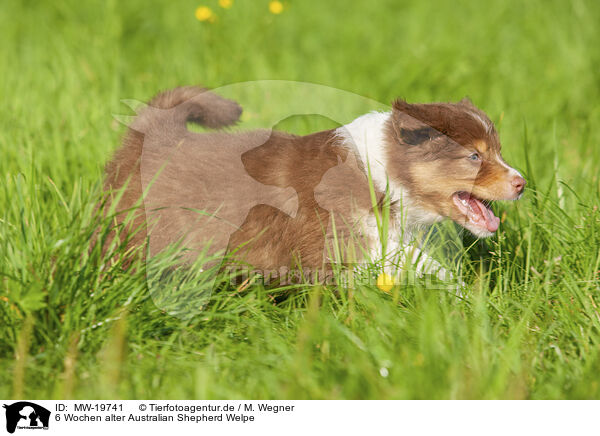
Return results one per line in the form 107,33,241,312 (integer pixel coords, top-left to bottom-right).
386,98,525,237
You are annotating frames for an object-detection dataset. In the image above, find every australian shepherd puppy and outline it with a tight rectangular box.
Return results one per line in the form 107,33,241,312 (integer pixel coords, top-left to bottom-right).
102,86,525,281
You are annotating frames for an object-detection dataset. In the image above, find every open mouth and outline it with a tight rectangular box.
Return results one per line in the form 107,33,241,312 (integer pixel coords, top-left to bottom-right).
452,191,500,233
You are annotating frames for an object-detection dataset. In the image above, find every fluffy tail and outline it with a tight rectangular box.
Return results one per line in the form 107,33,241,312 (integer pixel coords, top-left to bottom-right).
96,86,242,267
131,86,243,132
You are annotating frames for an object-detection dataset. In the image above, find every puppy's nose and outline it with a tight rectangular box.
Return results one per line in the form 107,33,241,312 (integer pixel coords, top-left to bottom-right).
512,175,526,195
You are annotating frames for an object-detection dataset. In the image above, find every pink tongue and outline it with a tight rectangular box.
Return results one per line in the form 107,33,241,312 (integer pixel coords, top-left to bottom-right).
468,197,500,232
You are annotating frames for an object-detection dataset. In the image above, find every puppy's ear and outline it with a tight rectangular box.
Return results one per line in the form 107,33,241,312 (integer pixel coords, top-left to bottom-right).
390,99,443,146
398,126,440,146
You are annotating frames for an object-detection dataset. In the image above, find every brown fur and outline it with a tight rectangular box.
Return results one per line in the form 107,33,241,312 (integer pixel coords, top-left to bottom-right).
101,87,372,272
386,98,524,229
101,87,524,273
101,87,243,263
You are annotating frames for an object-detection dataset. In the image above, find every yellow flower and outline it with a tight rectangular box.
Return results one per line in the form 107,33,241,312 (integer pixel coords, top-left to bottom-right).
269,0,284,14
376,273,395,293
195,6,215,22
218,0,233,9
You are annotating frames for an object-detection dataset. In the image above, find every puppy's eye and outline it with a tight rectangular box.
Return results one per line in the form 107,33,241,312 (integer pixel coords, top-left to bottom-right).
468,152,481,161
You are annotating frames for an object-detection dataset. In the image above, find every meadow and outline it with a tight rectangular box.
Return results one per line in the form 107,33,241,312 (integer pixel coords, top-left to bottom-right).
1,0,599,399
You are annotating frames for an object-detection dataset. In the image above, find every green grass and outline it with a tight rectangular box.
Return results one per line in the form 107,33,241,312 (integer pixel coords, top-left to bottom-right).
1,0,600,399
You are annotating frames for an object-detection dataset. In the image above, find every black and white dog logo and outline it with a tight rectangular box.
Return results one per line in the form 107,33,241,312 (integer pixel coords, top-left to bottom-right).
2,402,50,434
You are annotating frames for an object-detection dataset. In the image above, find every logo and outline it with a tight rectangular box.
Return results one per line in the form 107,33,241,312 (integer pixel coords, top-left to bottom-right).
113,81,465,319
2,402,50,434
